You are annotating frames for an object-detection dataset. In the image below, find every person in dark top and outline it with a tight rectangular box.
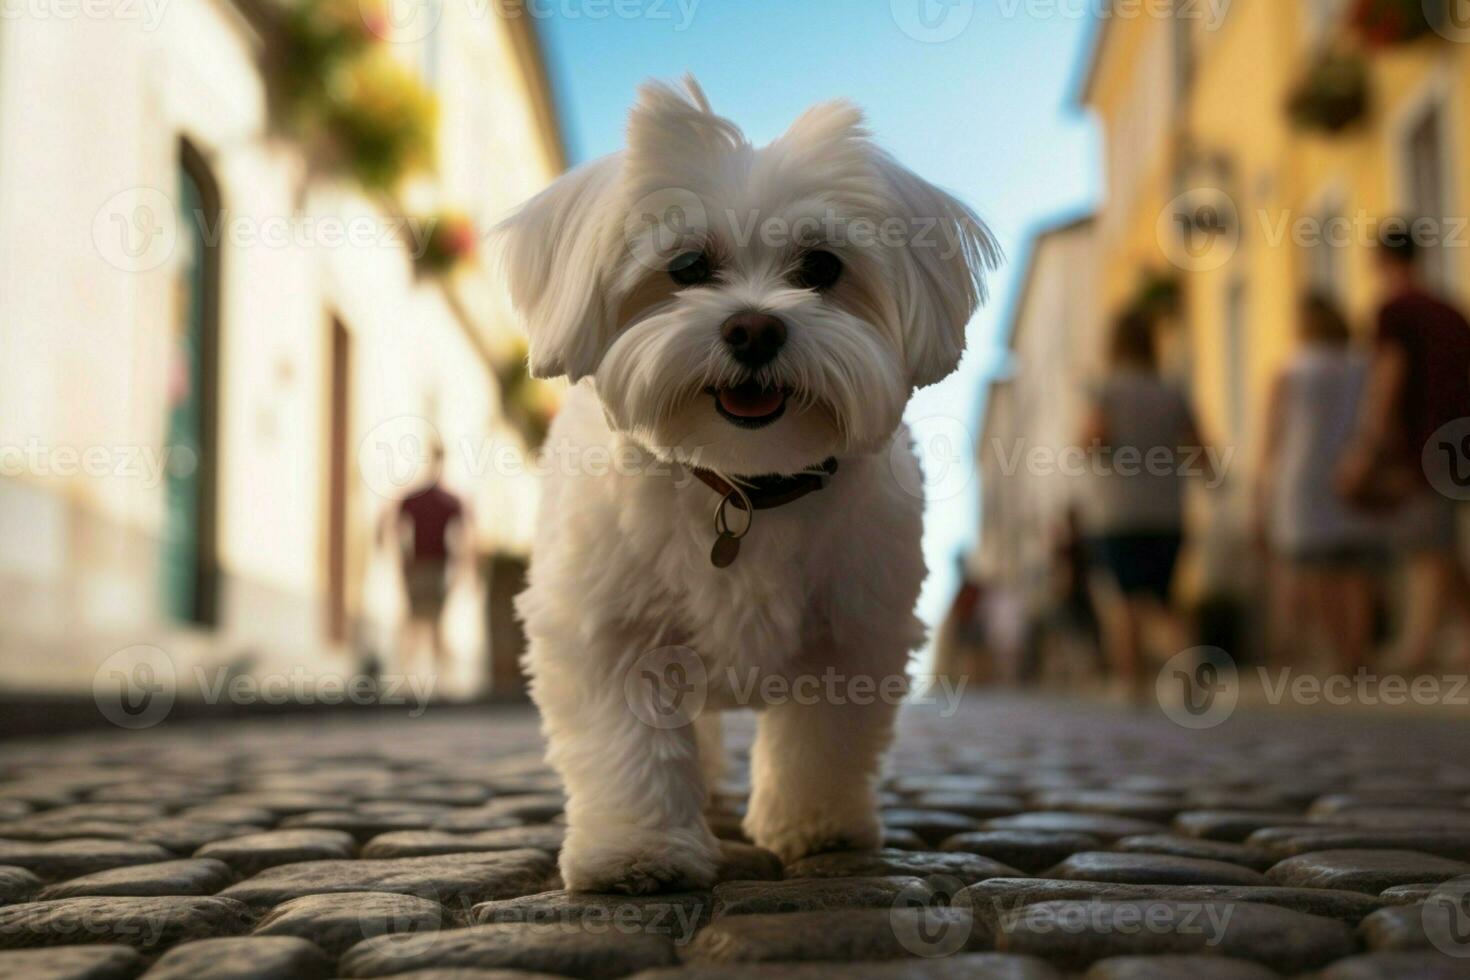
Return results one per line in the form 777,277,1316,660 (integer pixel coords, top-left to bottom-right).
381,441,468,669
1339,222,1470,671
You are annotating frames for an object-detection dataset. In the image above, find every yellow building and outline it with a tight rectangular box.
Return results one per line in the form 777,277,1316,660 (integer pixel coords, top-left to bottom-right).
1077,0,1470,579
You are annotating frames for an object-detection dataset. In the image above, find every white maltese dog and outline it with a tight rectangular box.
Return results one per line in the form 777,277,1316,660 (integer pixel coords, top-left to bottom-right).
496,77,997,894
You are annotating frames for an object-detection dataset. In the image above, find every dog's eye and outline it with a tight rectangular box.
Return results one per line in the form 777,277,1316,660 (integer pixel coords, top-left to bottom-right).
792,250,843,291
668,251,714,287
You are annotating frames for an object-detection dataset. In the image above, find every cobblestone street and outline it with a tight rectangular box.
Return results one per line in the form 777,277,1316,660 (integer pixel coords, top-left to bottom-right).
1,696,1469,978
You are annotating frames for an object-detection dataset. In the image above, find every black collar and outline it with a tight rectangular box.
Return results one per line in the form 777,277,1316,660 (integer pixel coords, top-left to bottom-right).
689,458,838,511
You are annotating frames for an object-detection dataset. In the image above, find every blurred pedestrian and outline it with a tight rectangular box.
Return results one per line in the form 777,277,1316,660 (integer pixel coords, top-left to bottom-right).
1257,295,1380,674
933,564,991,688
380,440,471,671
1339,224,1470,671
1020,506,1102,685
1080,311,1213,701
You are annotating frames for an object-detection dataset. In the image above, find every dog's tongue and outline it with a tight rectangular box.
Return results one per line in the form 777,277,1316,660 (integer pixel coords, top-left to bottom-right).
717,383,785,418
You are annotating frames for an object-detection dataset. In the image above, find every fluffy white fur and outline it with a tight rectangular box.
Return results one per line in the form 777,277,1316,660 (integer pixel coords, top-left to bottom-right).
497,77,997,893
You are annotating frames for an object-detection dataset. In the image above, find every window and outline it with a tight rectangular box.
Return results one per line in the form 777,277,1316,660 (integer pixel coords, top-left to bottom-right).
1403,99,1450,291
1305,200,1346,302
325,316,352,643
1172,0,1195,103
1305,0,1349,44
161,139,222,626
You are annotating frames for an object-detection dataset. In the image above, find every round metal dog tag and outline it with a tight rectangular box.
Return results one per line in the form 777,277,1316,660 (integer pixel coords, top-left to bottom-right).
710,532,741,568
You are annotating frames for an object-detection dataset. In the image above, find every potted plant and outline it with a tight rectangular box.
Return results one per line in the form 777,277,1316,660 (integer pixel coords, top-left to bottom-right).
321,49,437,190
1287,50,1370,134
414,210,478,276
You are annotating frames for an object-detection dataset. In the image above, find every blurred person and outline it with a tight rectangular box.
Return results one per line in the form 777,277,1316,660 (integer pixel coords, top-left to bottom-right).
1339,224,1470,671
1080,311,1213,701
379,441,472,671
1256,295,1380,674
1020,505,1102,685
932,566,992,688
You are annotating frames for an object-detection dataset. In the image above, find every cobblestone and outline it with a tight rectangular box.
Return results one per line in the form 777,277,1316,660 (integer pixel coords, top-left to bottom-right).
0,697,1467,975
1082,955,1282,979
0,864,42,904
253,891,448,957
36,859,234,900
0,895,253,953
195,829,358,875
0,943,145,979
217,849,555,908
1042,852,1269,886
341,922,680,979
987,899,1355,972
142,935,333,978
939,830,1103,873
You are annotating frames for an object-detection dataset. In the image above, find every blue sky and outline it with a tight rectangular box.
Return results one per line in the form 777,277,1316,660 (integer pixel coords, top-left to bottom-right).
537,0,1101,641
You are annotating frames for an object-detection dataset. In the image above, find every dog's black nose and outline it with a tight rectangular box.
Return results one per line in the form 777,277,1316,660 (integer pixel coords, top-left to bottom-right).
721,312,787,368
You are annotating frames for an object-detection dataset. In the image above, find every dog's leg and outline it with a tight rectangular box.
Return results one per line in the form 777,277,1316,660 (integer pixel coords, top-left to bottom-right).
530,640,721,894
742,684,898,864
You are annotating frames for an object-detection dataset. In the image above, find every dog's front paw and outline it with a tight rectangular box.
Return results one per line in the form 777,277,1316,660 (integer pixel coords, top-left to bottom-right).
560,825,719,894
744,801,882,864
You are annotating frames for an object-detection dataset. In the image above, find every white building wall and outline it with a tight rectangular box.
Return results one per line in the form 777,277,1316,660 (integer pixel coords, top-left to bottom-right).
0,0,559,692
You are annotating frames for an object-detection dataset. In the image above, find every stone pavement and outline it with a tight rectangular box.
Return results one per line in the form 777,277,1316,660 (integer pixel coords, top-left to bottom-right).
1,696,1469,978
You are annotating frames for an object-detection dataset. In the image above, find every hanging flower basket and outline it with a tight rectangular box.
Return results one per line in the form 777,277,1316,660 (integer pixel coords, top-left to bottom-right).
414,210,478,276
265,0,382,128
1351,0,1438,47
320,49,437,190
1287,51,1370,134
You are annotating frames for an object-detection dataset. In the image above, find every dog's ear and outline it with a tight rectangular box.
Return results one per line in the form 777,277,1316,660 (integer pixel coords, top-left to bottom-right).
494,155,623,381
874,151,1000,389
625,76,745,186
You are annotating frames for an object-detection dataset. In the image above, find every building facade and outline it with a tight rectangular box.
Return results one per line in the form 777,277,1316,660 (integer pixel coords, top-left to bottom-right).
984,0,1470,617
977,215,1099,597
0,0,565,696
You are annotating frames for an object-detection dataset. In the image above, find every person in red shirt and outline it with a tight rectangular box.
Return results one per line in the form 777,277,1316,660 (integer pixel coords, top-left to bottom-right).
1339,222,1470,671
380,440,470,669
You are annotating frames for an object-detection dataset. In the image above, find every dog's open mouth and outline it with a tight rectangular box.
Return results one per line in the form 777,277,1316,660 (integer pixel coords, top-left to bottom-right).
710,381,788,429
